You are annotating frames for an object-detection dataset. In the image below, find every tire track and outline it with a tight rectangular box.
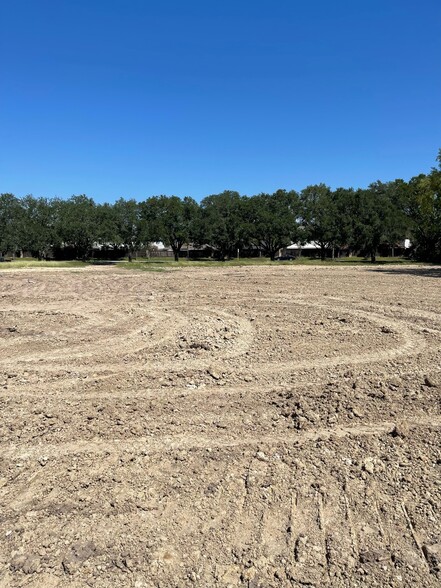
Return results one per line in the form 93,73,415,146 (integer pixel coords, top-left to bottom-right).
2,416,440,461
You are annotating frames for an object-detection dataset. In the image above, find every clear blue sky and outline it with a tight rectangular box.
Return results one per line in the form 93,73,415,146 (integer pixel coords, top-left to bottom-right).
1,0,440,203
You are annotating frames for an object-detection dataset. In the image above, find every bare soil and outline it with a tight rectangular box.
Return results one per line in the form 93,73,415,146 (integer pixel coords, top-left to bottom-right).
0,264,440,588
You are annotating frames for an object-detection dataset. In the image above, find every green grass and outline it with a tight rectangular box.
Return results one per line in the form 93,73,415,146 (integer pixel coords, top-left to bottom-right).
0,258,87,270
119,255,420,271
289,256,418,266
0,255,421,272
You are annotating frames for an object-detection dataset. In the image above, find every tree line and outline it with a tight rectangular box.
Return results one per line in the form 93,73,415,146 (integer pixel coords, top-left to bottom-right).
1,151,440,262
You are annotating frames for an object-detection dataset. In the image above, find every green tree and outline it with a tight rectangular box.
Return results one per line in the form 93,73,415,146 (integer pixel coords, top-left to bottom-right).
300,184,338,260
198,191,249,259
112,198,144,261
21,195,59,260
331,187,356,251
407,164,441,261
95,202,118,245
350,183,402,262
0,193,24,257
248,190,301,260
56,195,97,260
143,195,198,261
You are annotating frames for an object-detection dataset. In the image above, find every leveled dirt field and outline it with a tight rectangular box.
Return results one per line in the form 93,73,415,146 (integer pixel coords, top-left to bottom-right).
0,264,440,588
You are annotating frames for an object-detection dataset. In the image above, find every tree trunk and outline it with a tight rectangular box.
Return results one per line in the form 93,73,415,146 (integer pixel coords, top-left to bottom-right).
173,249,179,262
321,246,326,261
371,251,376,263
270,251,275,261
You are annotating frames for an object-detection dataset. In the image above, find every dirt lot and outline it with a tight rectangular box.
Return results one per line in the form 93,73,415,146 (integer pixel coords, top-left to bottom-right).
0,264,440,588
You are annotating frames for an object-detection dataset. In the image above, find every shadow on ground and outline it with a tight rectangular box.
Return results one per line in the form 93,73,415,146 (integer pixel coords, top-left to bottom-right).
368,266,441,279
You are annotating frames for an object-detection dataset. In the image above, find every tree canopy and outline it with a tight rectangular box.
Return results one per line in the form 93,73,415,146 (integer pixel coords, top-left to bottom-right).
143,196,198,261
1,150,440,262
248,190,301,260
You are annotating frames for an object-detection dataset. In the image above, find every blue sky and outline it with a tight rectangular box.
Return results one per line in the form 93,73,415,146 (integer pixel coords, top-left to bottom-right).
1,0,440,202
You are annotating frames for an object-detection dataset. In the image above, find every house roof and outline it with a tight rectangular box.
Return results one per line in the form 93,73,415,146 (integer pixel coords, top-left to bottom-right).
287,242,322,250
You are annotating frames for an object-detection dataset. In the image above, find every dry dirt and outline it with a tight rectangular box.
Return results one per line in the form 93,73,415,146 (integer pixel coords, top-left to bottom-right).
0,264,440,588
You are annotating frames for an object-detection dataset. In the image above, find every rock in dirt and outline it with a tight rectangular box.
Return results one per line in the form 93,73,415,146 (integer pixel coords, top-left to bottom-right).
62,541,97,574
189,341,211,351
113,556,134,572
256,451,268,462
351,407,363,418
362,458,375,474
422,543,441,574
10,553,40,574
359,549,390,564
424,376,437,388
208,369,221,380
391,422,409,438
381,326,393,334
